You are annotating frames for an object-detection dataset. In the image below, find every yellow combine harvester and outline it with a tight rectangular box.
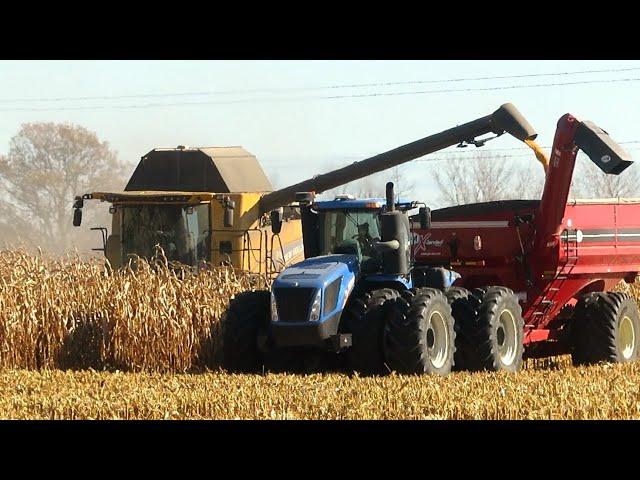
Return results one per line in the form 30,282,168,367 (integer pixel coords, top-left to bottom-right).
73,146,303,275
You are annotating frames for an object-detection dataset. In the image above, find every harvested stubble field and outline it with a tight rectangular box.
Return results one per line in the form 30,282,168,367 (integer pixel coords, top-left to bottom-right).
2,362,640,419
1,249,639,419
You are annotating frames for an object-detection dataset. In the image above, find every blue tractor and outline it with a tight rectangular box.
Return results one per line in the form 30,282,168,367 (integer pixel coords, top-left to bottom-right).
222,182,461,375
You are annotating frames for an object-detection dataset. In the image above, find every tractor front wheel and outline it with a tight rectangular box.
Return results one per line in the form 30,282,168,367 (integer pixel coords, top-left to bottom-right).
342,288,399,375
571,291,640,365
221,290,271,373
383,288,456,375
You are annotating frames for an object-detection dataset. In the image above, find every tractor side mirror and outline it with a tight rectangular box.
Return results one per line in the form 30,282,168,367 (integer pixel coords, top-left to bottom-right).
73,208,82,227
223,199,235,228
419,207,431,230
295,191,315,207
270,208,283,235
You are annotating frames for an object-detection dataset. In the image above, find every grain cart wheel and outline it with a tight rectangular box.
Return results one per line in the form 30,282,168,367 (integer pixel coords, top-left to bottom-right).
571,292,640,366
464,287,525,372
342,288,399,375
443,286,476,371
384,288,456,375
222,290,271,373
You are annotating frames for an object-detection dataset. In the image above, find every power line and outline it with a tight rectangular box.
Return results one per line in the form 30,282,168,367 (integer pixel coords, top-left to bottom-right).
326,77,640,99
2,76,640,113
1,65,639,105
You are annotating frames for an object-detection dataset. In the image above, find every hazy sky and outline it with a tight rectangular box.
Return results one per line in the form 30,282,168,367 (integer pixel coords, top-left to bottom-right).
1,60,639,207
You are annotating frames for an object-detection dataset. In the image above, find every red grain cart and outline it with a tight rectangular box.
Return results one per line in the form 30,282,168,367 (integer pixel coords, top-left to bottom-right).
413,113,640,371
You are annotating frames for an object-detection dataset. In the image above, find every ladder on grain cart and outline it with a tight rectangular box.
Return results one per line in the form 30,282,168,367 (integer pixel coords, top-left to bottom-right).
528,228,579,321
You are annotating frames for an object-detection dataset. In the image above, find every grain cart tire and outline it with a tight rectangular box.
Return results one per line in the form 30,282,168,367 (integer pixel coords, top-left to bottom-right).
571,292,640,366
222,290,271,373
384,288,456,375
443,286,476,371
464,287,525,372
342,288,399,375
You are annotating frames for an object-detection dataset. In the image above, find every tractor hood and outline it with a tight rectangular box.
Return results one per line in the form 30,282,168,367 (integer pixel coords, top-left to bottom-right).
273,254,359,290
271,254,360,324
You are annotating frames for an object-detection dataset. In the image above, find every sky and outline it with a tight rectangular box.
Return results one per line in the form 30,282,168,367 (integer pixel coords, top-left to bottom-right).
1,60,639,207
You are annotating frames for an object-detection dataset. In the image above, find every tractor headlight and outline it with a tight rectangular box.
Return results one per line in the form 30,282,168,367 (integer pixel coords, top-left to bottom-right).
271,291,279,322
309,289,322,322
342,276,355,309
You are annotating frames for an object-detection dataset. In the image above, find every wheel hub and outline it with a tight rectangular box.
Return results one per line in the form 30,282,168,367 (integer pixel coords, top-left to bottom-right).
497,309,517,366
427,311,449,369
619,315,636,360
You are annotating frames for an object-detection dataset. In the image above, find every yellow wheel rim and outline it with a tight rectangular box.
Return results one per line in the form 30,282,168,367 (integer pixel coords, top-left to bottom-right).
497,309,518,366
619,316,636,360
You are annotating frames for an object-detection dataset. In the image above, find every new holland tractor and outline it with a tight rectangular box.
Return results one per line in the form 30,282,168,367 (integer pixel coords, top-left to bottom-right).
223,182,465,375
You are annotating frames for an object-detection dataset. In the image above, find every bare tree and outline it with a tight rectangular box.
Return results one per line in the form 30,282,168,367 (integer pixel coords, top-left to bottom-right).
573,153,640,198
0,123,129,253
434,152,516,205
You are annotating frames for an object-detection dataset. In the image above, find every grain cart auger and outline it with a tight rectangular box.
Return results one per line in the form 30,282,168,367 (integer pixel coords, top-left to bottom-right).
221,104,540,375
412,112,639,372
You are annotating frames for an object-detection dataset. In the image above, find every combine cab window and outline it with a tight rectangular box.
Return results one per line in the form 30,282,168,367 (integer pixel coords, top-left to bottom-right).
121,204,211,266
318,210,381,259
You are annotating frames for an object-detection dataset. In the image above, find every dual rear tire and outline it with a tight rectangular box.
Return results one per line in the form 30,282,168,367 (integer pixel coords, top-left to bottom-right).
446,286,524,372
571,291,640,365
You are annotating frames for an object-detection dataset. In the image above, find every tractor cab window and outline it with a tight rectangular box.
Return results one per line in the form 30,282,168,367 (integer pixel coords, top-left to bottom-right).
318,209,381,260
121,204,211,266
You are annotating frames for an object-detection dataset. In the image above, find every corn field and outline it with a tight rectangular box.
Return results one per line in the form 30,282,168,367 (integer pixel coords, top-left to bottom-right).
0,248,263,372
1,249,639,419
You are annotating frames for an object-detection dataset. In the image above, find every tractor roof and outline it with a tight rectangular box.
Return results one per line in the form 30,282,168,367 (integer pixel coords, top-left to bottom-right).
313,198,414,210
124,146,273,193
314,198,386,210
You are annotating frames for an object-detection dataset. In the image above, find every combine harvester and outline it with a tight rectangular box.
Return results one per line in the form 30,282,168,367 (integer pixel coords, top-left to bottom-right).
222,106,640,375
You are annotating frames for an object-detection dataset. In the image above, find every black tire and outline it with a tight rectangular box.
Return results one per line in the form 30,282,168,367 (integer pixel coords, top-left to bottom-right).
461,286,524,372
571,291,640,366
342,287,399,375
383,288,456,375
221,290,270,373
443,286,475,371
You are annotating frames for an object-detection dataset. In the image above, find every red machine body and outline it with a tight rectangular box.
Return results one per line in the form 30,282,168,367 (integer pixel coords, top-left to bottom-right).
413,113,639,357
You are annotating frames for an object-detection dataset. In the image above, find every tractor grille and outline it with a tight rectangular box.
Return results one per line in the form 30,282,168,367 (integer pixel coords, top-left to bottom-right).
273,287,316,322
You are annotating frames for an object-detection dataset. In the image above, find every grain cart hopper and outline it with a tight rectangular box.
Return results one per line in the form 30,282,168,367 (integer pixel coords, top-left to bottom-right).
412,113,640,372
221,103,541,375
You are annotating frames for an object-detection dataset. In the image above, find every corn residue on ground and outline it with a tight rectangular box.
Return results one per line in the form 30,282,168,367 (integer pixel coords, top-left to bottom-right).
2,362,640,420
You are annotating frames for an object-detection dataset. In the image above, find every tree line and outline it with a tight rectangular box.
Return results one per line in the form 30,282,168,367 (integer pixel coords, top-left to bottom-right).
1,122,638,254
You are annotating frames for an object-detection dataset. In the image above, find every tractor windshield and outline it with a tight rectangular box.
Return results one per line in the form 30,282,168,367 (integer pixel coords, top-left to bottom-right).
318,209,381,259
121,204,211,265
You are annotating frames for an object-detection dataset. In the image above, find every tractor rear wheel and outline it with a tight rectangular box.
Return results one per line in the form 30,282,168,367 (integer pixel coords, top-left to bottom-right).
383,288,456,375
222,290,271,373
444,286,476,371
458,286,524,372
342,288,399,375
571,292,640,365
